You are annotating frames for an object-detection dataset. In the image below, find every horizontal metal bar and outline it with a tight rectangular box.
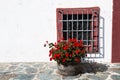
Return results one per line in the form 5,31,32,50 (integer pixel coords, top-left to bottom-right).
86,56,104,58
59,20,97,22
63,40,97,41
100,37,103,38
86,40,96,41
100,47,104,48
87,53,103,55
63,30,97,32
100,27,103,29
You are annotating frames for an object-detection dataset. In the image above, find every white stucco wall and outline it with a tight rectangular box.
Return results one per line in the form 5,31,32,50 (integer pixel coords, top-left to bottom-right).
0,0,112,62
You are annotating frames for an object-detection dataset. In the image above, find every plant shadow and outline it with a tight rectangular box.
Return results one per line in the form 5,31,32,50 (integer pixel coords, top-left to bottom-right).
78,62,109,74
60,63,109,79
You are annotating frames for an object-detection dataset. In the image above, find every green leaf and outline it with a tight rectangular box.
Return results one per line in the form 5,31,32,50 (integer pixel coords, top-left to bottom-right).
66,58,72,61
49,43,54,48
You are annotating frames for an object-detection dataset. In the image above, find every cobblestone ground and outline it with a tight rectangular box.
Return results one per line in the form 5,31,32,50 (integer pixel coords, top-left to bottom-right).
0,62,120,80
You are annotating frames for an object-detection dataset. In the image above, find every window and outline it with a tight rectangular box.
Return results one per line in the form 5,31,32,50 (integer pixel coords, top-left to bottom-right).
56,7,100,53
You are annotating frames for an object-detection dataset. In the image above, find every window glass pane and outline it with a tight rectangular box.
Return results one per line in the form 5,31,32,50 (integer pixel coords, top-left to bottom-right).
73,14,77,20
73,32,77,38
63,22,67,30
73,21,77,30
68,21,72,30
83,14,92,20
88,31,92,40
68,15,72,20
83,21,87,30
63,14,67,20
83,32,87,40
83,14,87,20
78,21,82,30
78,14,82,20
88,14,92,19
83,41,87,45
78,32,82,40
88,21,91,30
88,41,91,45
63,32,67,40
68,31,72,38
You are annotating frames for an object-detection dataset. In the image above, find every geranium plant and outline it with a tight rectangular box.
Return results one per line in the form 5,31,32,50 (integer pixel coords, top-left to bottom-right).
44,38,87,65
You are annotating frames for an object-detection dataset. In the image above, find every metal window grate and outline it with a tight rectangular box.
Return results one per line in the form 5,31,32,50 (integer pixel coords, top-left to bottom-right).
57,8,104,59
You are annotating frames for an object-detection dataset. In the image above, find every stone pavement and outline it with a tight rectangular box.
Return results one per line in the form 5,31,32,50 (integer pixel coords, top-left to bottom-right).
0,62,120,80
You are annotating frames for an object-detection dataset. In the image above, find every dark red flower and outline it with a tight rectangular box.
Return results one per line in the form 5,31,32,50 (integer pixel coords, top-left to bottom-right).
79,40,83,47
57,40,60,43
49,53,52,57
44,44,46,47
62,58,66,62
49,49,53,56
72,38,77,42
66,53,69,57
50,57,53,61
74,42,79,47
57,54,61,59
69,54,72,57
68,38,77,43
53,54,61,59
81,50,85,53
75,58,80,62
63,46,69,50
46,41,48,43
80,40,83,44
76,50,80,54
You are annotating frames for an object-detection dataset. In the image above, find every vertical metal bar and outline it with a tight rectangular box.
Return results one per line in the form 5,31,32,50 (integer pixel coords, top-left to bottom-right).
67,12,68,41
87,11,89,54
100,15,104,58
94,11,97,58
98,11,100,57
77,11,78,41
95,11,100,57
91,10,94,58
72,12,73,38
99,14,101,58
103,16,105,58
62,11,63,40
82,10,83,40
82,10,87,60
94,11,99,58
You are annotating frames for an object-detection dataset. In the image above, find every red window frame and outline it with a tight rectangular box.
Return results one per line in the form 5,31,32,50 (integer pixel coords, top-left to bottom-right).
56,7,100,53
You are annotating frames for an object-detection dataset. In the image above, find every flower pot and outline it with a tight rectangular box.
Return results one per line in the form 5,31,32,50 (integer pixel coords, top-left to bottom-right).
57,62,84,76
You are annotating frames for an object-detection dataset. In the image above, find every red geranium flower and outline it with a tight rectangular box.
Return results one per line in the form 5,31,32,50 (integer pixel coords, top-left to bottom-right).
74,42,79,47
53,54,61,59
50,57,53,61
69,54,72,57
63,46,69,50
62,58,66,62
66,53,69,57
45,38,87,65
81,50,85,53
75,58,80,62
76,50,80,54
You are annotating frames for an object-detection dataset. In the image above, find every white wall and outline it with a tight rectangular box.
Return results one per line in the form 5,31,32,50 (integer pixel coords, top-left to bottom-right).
0,0,113,62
